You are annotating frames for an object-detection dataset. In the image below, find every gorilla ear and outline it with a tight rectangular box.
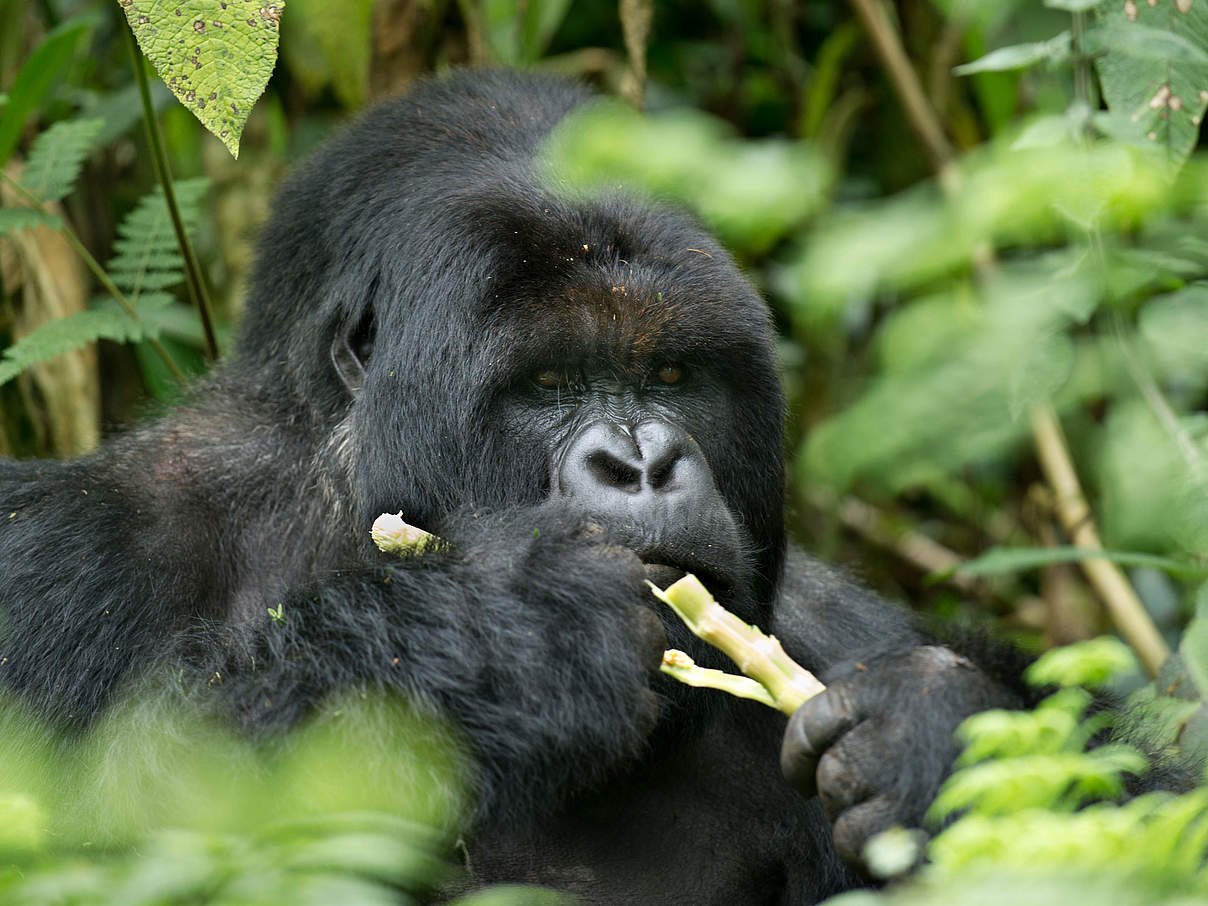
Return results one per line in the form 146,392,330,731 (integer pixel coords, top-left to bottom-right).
330,307,376,397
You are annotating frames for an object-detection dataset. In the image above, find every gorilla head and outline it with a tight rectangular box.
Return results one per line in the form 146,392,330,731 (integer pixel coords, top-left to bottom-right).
233,70,786,613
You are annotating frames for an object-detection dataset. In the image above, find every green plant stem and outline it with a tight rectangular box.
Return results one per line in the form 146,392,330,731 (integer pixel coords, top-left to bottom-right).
660,649,780,710
1,173,186,383
124,23,219,362
1071,11,1095,115
649,574,825,714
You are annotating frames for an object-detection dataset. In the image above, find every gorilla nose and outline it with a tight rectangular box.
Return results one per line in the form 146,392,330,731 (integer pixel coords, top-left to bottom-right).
555,420,713,509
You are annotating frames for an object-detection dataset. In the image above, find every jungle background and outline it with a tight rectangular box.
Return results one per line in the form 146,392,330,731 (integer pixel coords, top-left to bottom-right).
1,0,1208,903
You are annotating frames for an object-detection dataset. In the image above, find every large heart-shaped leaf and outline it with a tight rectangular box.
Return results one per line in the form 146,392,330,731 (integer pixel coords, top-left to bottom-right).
120,0,284,157
1093,1,1208,169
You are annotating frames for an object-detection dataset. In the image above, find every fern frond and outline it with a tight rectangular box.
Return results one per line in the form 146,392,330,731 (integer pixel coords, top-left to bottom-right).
106,178,207,302
0,208,60,236
0,179,208,384
0,309,144,388
19,118,103,202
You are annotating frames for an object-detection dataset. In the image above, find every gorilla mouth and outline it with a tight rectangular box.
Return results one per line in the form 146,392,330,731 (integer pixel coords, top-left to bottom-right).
641,561,688,590
637,551,737,604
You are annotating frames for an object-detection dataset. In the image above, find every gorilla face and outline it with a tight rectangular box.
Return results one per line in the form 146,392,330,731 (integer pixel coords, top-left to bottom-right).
332,190,787,614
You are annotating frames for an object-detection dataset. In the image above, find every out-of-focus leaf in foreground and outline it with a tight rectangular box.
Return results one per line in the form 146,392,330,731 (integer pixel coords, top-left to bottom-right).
543,102,832,255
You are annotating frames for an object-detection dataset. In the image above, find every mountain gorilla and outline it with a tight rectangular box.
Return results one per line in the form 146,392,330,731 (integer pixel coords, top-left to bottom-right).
0,71,1023,902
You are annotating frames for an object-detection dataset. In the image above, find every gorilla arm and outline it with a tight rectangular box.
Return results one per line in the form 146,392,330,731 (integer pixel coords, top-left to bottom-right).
192,507,667,831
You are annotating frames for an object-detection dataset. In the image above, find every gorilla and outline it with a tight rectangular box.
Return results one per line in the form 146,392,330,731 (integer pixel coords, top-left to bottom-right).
0,70,1024,902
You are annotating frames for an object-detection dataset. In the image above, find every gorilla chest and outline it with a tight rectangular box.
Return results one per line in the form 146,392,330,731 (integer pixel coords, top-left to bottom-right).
466,717,831,905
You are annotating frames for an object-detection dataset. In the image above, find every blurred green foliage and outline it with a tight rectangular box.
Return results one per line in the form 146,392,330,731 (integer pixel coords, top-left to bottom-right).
834,640,1208,905
0,688,506,904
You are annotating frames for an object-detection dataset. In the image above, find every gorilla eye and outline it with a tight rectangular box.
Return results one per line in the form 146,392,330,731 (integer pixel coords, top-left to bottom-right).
534,369,566,390
656,363,685,385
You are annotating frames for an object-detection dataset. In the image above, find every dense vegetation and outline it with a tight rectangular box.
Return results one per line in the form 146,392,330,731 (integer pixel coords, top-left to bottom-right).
1,0,1207,902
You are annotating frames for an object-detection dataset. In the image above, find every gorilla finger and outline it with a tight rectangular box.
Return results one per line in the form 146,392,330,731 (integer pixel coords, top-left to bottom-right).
780,686,859,796
814,724,882,822
636,687,661,737
832,795,899,870
631,604,669,673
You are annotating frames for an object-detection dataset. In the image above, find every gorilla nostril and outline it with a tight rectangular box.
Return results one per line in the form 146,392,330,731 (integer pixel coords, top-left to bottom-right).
647,450,680,491
586,451,642,493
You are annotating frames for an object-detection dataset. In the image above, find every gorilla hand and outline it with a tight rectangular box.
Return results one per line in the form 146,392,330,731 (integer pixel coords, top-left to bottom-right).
434,508,670,812
779,645,1017,870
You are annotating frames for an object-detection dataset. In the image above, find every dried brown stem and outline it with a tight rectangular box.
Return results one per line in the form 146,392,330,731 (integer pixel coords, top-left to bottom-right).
1031,410,1169,676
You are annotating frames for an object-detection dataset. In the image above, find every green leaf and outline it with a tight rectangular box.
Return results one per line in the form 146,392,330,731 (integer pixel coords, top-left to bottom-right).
1098,403,1208,557
1010,114,1074,150
1138,284,1208,381
1006,329,1074,420
547,103,831,255
121,0,285,157
0,16,95,168
0,308,152,388
0,208,61,236
18,118,103,202
953,32,1070,75
1089,21,1208,66
1045,0,1103,10
1025,638,1140,688
1093,3,1208,169
482,0,571,64
1179,582,1208,698
953,545,1205,579
280,0,371,107
106,177,208,301
521,0,573,62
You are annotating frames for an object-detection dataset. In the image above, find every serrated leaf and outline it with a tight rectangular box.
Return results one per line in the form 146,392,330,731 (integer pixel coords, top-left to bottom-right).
1025,637,1139,688
0,17,94,168
120,0,284,157
954,32,1071,75
19,118,103,202
0,208,61,236
1090,20,1208,66
1093,4,1208,169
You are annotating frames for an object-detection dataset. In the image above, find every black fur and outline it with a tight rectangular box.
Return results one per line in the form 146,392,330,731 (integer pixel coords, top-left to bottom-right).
0,70,1024,903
